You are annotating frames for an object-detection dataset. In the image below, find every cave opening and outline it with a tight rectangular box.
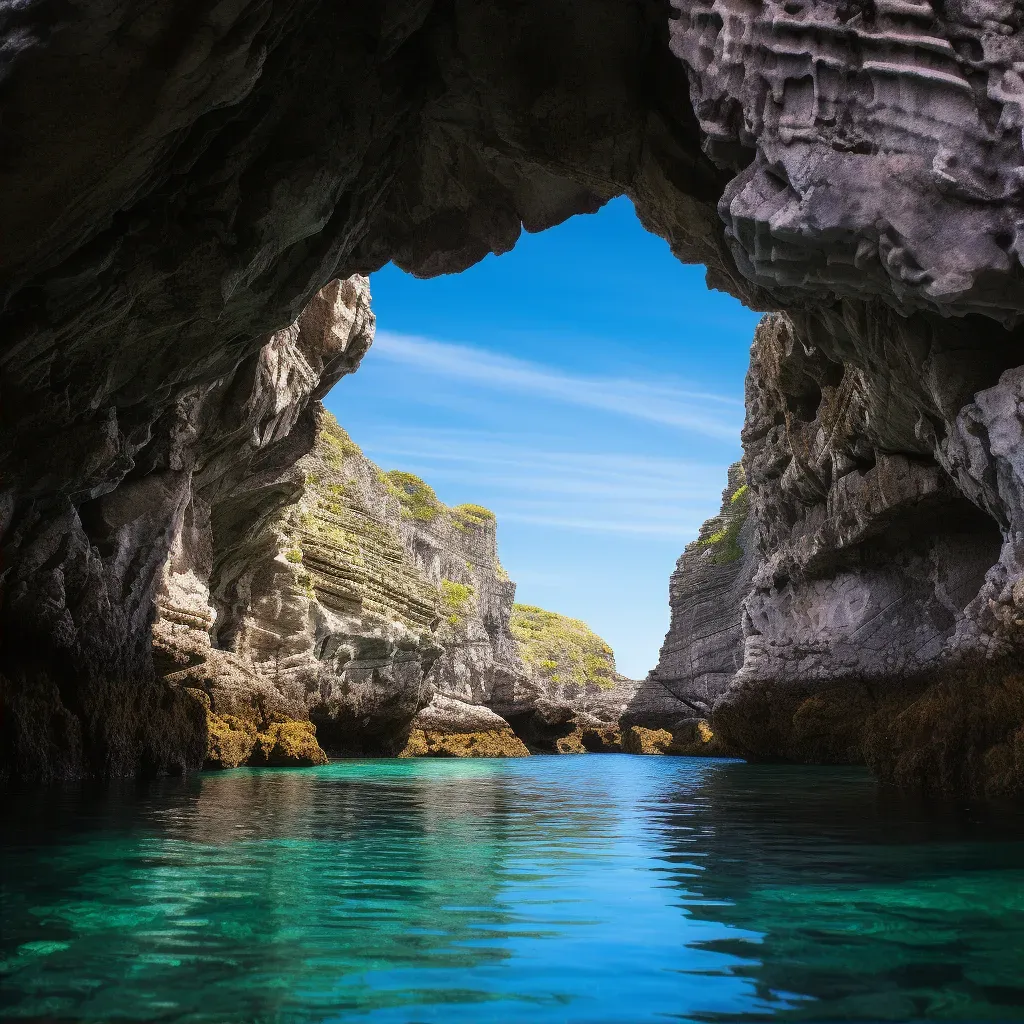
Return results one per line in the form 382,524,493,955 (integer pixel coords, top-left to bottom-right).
322,196,760,683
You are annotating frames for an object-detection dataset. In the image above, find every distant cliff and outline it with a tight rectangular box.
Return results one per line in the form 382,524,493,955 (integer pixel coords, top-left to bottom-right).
643,463,755,721
153,291,652,763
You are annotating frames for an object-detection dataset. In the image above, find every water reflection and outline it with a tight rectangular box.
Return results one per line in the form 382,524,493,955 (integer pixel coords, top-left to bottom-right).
650,764,1024,1021
2,758,1023,1022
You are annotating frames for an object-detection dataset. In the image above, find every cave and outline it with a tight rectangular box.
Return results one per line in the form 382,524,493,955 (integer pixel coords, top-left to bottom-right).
2,0,1023,794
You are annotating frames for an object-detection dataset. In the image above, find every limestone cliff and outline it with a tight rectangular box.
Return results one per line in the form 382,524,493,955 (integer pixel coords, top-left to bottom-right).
158,406,528,759
4,0,1024,793
157,377,645,761
643,463,756,725
712,314,1024,799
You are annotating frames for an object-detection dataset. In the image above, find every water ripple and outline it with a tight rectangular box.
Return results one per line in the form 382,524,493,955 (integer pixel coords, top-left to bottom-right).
2,757,1024,1022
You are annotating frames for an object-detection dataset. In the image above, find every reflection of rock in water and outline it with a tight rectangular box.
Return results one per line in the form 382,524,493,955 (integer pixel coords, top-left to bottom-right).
647,764,1024,1021
1,766,528,1022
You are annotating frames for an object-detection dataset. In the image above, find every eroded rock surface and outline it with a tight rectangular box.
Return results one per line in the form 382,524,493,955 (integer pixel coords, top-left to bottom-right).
400,695,530,758
642,463,756,729
711,313,1024,797
3,1,1024,790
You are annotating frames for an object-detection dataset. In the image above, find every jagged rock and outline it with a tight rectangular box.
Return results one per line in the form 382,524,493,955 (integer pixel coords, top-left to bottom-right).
638,463,756,728
706,313,1024,796
622,720,721,756
154,334,651,760
4,1,1024,792
249,720,329,768
188,689,328,769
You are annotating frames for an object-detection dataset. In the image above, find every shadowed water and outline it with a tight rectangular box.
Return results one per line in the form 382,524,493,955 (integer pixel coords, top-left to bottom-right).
2,757,1023,1022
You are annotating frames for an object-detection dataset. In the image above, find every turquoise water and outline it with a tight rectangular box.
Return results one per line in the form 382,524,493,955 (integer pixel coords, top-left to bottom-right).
2,757,1024,1023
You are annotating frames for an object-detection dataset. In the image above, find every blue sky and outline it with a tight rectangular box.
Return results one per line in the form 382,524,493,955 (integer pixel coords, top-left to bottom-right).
324,197,760,678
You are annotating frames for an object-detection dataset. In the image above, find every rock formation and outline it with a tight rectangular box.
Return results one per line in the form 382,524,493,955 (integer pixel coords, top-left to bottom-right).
500,604,640,752
402,696,530,758
3,0,1024,792
711,313,1023,798
642,463,756,725
156,341,641,762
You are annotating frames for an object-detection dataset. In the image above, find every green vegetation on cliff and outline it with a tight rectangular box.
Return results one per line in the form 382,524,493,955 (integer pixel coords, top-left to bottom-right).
451,503,496,530
440,578,475,628
382,470,444,521
319,413,362,467
510,604,616,690
693,464,749,566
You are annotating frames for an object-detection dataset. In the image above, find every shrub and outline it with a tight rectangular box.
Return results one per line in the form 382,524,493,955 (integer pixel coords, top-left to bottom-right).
510,604,617,690
383,470,444,521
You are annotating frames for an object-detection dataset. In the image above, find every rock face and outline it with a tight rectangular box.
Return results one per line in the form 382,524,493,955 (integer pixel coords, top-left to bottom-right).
158,407,526,758
712,313,1024,798
642,463,756,725
151,276,377,769
3,1,1024,791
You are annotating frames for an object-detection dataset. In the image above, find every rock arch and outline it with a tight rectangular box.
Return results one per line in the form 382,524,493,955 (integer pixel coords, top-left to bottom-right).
1,0,1022,786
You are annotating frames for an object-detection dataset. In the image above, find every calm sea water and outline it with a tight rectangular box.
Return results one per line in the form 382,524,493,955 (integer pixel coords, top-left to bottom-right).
2,757,1023,1023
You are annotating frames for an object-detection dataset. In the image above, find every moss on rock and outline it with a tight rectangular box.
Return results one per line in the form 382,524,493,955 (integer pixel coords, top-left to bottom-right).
440,578,475,628
399,728,529,758
249,720,329,767
189,689,328,769
622,725,675,754
621,721,721,756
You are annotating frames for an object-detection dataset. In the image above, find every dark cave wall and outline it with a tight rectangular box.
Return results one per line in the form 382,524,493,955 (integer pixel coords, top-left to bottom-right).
2,0,1024,786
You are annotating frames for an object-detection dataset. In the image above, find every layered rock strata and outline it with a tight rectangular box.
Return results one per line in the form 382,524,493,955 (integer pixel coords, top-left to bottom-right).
151,277,376,769
158,408,527,759
712,313,1024,798
157,378,645,760
3,0,1024,791
641,463,756,729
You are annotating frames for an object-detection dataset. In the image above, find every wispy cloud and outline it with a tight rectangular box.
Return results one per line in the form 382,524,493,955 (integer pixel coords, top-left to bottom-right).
356,426,727,540
370,331,743,441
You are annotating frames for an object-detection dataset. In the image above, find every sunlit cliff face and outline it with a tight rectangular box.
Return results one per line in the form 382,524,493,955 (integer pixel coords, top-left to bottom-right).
2,0,1024,789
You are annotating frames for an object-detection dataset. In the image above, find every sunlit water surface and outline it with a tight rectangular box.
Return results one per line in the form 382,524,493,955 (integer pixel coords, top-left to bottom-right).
3,757,1024,1023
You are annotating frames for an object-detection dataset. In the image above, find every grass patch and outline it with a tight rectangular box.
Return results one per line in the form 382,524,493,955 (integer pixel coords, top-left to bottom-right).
320,413,362,467
694,467,750,565
510,604,617,690
383,470,444,521
452,503,496,530
440,578,475,628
